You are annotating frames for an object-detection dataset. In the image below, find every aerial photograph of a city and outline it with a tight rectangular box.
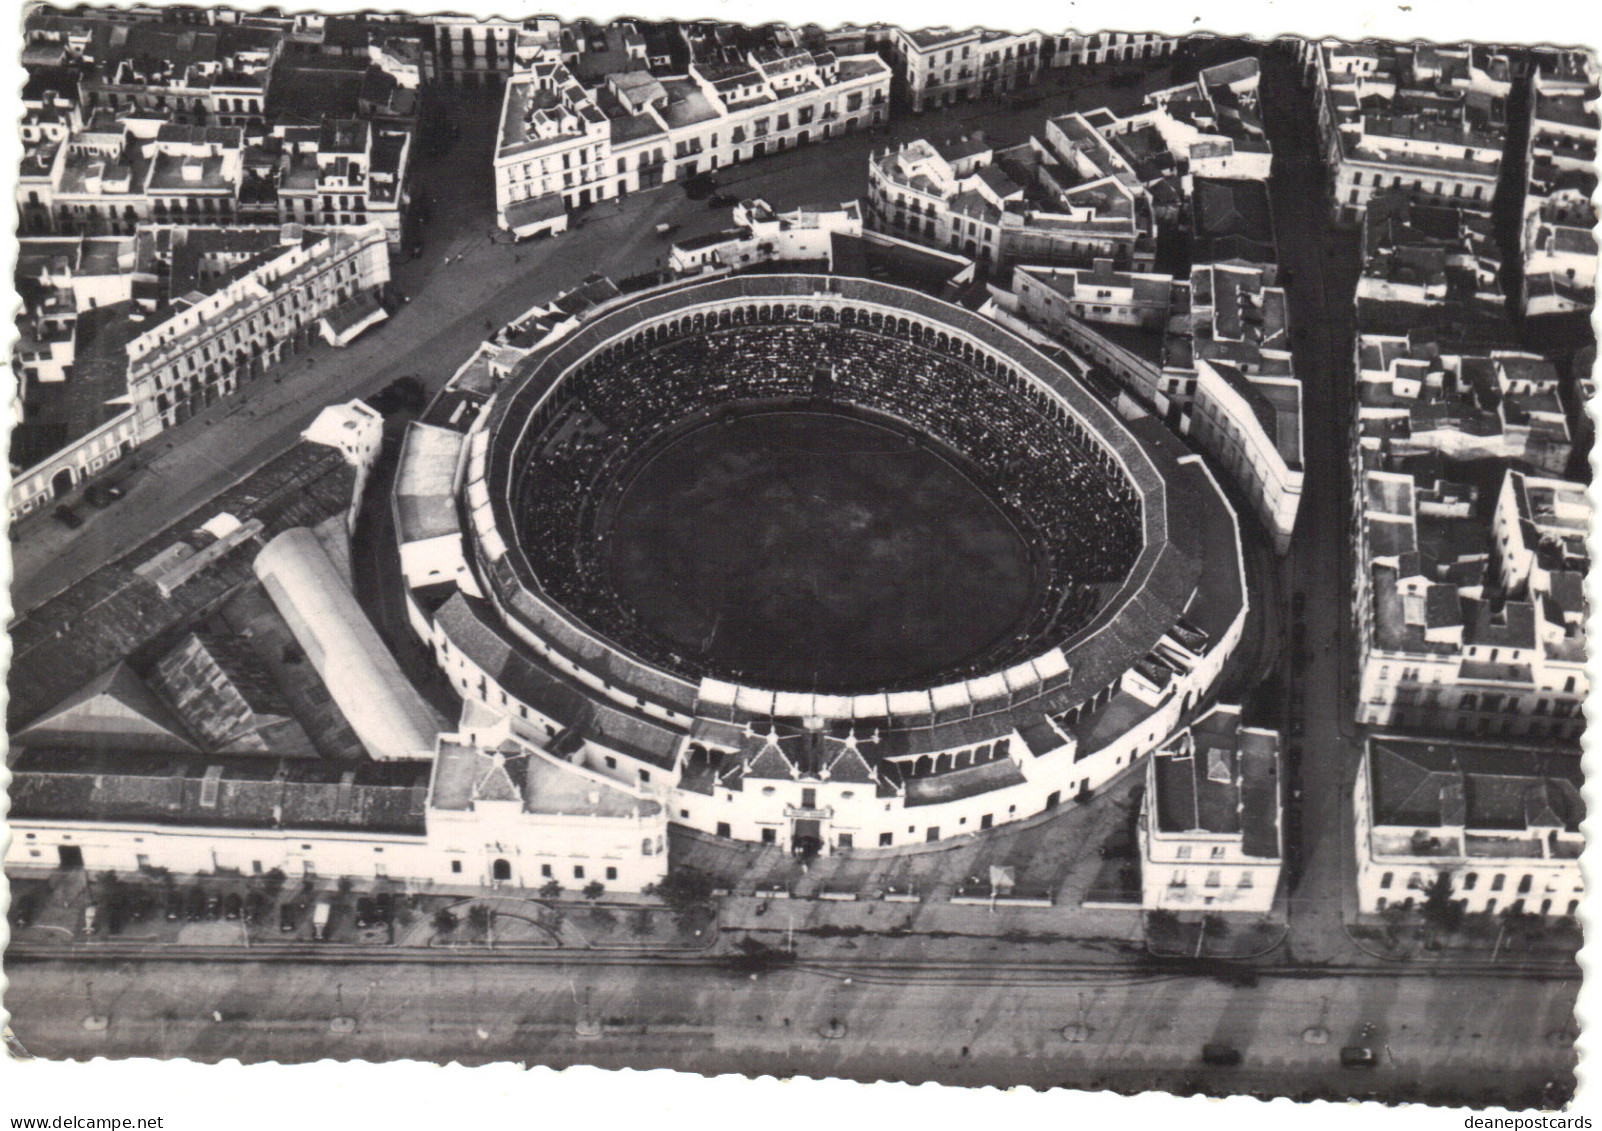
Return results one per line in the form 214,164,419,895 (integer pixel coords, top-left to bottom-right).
0,0,1595,1123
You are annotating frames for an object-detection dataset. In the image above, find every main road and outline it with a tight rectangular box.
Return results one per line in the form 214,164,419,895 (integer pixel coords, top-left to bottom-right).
3,954,1575,1105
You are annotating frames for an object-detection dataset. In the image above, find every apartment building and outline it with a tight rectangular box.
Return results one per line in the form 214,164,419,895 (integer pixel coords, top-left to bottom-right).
1139,704,1283,914
495,51,890,237
1352,465,1588,742
124,223,390,439
1308,40,1512,222
867,115,1155,269
1353,736,1582,918
1355,335,1572,475
1048,32,1180,68
887,27,1043,112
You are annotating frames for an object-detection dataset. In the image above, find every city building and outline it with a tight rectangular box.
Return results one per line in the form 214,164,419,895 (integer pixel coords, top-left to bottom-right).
1007,257,1304,554
1353,735,1583,917
1352,466,1588,742
867,116,1156,269
4,720,669,893
494,45,890,236
1520,69,1598,317
124,223,389,439
668,198,862,273
1355,335,1572,474
1047,32,1179,68
1139,704,1283,914
1306,40,1512,223
886,26,1043,112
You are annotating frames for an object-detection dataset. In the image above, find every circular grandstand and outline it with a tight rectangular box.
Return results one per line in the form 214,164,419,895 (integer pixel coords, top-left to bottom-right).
431,274,1247,850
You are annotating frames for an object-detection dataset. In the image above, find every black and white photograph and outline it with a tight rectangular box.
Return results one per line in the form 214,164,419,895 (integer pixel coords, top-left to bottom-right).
0,0,1595,1124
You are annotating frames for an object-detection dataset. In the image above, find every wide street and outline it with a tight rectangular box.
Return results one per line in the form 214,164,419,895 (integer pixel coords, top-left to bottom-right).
3,955,1576,1105
8,68,1162,616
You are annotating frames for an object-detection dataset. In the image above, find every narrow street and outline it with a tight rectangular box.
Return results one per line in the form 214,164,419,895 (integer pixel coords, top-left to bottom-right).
1258,47,1367,962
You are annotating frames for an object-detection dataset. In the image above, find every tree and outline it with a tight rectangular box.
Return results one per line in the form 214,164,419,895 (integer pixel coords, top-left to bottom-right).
653,869,714,914
467,903,494,937
582,880,606,901
1422,871,1464,934
432,907,459,936
337,876,355,895
589,907,618,931
261,867,287,898
628,908,655,939
540,879,563,901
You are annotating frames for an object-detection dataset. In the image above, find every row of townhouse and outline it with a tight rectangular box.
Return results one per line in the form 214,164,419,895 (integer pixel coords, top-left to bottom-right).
1302,39,1514,223
1518,63,1599,317
494,52,890,237
18,9,417,249
8,223,391,522
19,107,414,250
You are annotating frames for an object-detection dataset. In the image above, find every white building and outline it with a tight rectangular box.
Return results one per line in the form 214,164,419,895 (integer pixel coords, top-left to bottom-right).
255,527,444,761
125,223,390,440
1354,735,1583,917
1139,704,1282,914
887,27,1042,112
1352,467,1588,741
668,198,861,273
867,115,1155,269
495,51,889,236
1011,260,1174,330
1309,41,1511,222
1355,336,1572,474
1048,32,1178,68
4,719,669,894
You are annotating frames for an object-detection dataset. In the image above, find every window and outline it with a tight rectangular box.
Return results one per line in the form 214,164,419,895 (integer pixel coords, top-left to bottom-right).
879,832,893,846
761,828,777,844
574,866,585,880
926,827,940,842
452,860,463,874
1464,872,1478,890
1211,846,1227,860
606,867,617,881
1380,872,1394,889
1176,845,1192,859
717,822,731,837
1205,871,1222,888
837,833,853,849
1517,875,1532,894
605,756,617,769
1490,874,1505,891
541,864,553,878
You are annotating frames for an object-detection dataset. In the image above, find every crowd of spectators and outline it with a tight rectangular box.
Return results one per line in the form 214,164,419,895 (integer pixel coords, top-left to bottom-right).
511,317,1142,687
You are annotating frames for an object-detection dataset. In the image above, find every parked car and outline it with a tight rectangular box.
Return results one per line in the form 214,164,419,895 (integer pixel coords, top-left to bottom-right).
355,896,376,929
279,902,302,933
707,192,739,208
82,906,98,936
53,504,84,529
83,481,125,508
373,892,394,924
224,893,243,921
654,221,680,237
206,893,224,920
1340,1046,1378,1068
165,891,182,921
313,897,333,941
184,888,206,921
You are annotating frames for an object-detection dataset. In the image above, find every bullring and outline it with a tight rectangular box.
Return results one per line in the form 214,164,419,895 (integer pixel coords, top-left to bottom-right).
410,273,1250,852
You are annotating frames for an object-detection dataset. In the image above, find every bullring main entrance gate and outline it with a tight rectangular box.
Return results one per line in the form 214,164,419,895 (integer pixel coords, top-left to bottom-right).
791,818,823,856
